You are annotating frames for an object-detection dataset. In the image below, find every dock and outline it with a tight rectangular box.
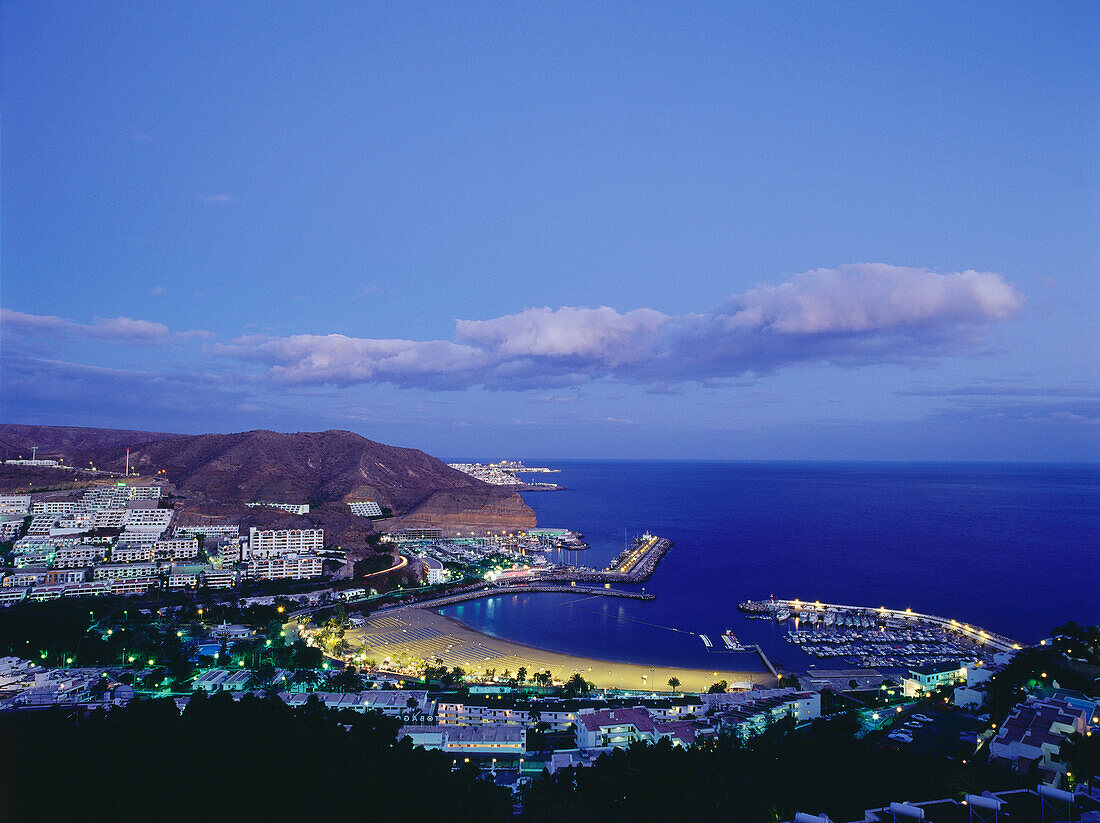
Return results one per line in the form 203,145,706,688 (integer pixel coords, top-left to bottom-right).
700,634,712,648
540,535,673,584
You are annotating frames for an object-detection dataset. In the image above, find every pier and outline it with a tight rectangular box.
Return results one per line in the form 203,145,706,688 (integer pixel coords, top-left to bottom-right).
540,535,673,584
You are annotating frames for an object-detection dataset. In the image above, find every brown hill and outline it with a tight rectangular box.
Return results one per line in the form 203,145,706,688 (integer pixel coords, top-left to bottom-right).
0,425,535,534
0,423,186,460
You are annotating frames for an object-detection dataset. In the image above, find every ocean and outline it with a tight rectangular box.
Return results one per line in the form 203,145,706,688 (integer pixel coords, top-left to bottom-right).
439,461,1100,675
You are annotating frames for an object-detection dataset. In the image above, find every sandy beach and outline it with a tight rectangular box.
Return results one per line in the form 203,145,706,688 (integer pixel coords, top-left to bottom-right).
346,606,779,693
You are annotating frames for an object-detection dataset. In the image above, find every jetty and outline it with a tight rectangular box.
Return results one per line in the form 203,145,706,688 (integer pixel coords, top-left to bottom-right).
540,534,673,584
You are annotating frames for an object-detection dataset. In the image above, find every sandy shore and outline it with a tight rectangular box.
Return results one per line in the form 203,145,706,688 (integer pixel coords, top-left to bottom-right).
346,606,778,693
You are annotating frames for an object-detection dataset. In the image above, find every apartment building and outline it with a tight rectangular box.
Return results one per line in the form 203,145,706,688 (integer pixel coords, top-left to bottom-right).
248,528,324,558
399,724,525,756
111,578,157,596
31,500,74,515
348,501,383,518
92,509,129,529
111,544,153,563
247,555,324,580
26,514,58,535
93,563,158,580
153,538,199,561
121,506,173,535
175,524,240,540
53,545,107,568
0,495,31,513
246,502,310,515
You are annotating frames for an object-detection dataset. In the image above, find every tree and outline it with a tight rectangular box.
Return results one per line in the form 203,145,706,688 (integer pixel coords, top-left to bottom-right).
667,677,681,693
327,668,363,694
517,666,527,683
563,673,591,698
1061,731,1100,788
707,680,728,694
291,668,321,692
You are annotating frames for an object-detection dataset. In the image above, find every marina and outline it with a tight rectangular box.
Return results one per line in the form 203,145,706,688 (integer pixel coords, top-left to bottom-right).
739,597,1021,670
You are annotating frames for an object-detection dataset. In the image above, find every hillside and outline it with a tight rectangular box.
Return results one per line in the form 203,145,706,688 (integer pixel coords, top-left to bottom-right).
0,424,186,459
0,425,536,534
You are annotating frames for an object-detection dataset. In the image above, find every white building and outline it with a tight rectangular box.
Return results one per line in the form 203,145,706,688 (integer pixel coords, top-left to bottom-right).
248,528,324,558
175,524,240,540
246,502,310,515
27,514,58,535
31,500,75,515
399,724,525,756
201,567,237,589
53,545,107,568
153,538,199,561
110,578,157,596
0,519,23,541
902,661,968,697
348,501,383,518
0,495,32,514
0,588,29,607
112,544,153,563
122,506,173,535
93,563,158,580
80,486,132,512
422,556,446,585
92,509,129,530
282,690,432,716
247,555,324,580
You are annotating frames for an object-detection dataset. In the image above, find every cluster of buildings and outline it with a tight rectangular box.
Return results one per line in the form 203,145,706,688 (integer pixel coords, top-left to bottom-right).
447,463,527,486
988,694,1099,787
400,687,821,762
0,486,335,606
0,656,135,710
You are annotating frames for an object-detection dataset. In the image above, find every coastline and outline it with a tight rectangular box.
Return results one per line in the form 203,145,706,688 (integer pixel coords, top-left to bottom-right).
349,606,778,693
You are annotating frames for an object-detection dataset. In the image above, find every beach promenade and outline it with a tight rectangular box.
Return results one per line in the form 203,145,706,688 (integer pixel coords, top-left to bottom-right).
346,606,778,693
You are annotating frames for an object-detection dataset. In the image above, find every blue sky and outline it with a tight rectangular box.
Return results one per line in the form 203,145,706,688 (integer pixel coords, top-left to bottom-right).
2,2,1097,459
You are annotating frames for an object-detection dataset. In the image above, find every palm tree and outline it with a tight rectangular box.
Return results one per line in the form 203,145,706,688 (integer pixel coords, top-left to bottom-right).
292,668,321,693
667,677,680,693
1052,620,1084,640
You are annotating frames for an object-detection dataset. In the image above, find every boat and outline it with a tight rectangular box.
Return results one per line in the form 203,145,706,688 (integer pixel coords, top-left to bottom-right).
775,608,790,621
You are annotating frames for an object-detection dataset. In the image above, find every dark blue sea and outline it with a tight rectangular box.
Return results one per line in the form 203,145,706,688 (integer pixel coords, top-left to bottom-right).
439,462,1099,675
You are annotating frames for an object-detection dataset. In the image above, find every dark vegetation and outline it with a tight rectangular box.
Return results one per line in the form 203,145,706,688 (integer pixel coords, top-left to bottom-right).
0,598,320,686
0,693,513,823
522,714,1027,823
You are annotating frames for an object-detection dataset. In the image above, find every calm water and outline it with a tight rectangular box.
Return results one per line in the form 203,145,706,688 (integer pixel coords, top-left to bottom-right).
440,462,1099,674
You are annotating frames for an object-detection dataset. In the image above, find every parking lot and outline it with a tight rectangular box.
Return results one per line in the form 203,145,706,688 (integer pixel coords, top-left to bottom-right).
876,703,983,759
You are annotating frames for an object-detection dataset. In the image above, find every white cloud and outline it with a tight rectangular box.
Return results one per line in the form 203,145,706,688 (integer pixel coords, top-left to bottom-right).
4,263,1025,391
0,309,210,345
